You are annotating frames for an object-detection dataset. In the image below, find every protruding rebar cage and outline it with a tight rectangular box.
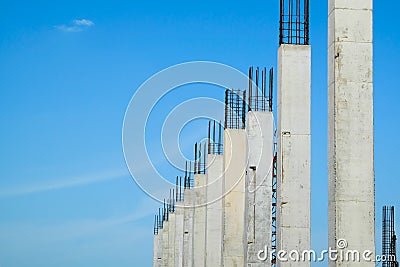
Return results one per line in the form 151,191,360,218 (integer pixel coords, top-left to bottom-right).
194,142,207,174
224,89,246,129
153,162,194,234
208,120,223,155
184,161,193,189
382,206,399,267
248,67,274,112
279,0,309,45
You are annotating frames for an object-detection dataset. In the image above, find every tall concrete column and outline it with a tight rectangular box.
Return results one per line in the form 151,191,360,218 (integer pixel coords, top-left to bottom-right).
174,204,184,267
183,189,194,267
175,203,184,267
328,1,375,266
153,233,159,267
223,129,247,267
193,173,207,267
206,154,224,267
245,111,274,266
168,213,176,267
162,220,169,267
154,228,163,267
277,44,311,266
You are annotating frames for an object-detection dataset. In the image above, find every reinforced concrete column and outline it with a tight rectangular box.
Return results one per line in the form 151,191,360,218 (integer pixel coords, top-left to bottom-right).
193,173,207,267
154,228,163,267
223,129,247,267
162,220,169,267
183,189,194,267
328,1,375,266
175,203,184,267
168,213,176,267
277,44,311,267
153,233,159,267
206,154,224,267
245,111,274,266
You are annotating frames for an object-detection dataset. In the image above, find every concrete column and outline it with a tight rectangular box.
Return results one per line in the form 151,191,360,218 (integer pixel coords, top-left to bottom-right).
183,189,194,267
162,220,169,267
206,154,224,267
245,111,274,266
153,233,159,267
155,228,163,267
223,129,247,267
328,1,375,266
277,44,311,266
193,173,207,267
168,213,176,267
175,203,184,267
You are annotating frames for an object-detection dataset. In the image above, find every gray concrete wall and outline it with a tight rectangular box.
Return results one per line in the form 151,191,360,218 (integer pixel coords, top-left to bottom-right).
206,154,224,267
223,129,247,267
328,1,375,266
183,189,194,267
193,174,207,267
245,111,274,266
277,44,311,267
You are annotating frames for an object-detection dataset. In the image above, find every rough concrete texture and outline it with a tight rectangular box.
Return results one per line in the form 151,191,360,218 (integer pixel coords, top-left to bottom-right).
328,0,375,266
206,154,224,267
168,213,176,267
162,220,169,267
154,228,163,267
183,189,194,267
277,44,311,267
153,233,159,267
245,111,274,266
223,129,247,267
193,174,207,267
174,203,184,267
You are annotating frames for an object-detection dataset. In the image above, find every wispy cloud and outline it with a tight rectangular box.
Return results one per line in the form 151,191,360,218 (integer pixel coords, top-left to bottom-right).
56,18,95,32
0,169,129,197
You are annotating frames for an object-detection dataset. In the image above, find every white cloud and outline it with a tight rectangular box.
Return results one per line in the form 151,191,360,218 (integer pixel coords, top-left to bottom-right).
0,169,129,197
73,19,94,26
56,18,95,32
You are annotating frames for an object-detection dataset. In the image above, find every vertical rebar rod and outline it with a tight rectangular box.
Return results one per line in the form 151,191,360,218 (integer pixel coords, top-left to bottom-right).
203,141,206,174
255,67,259,111
198,143,201,174
208,121,211,154
154,215,157,234
288,0,292,43
219,120,222,154
189,162,192,188
176,176,178,202
242,91,246,129
305,0,309,44
213,120,216,154
163,199,166,221
269,68,274,112
179,176,182,201
194,143,198,174
296,0,300,44
225,90,228,129
249,67,253,111
280,0,284,44
172,189,175,212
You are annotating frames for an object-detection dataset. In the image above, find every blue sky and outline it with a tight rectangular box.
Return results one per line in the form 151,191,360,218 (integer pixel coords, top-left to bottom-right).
1,0,399,266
